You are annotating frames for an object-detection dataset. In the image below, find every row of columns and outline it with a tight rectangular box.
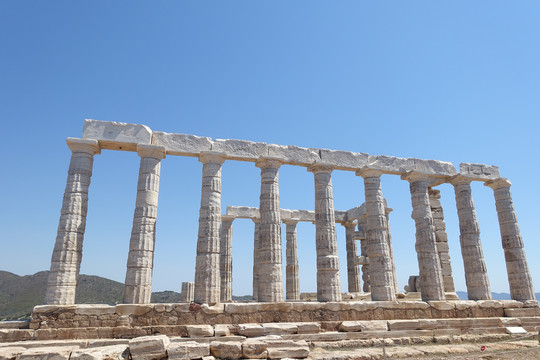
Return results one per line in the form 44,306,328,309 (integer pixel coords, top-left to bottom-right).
46,141,536,305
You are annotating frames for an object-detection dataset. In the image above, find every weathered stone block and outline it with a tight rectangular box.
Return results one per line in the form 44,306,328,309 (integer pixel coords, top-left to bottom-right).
212,139,268,161
167,341,209,360
339,320,388,332
71,344,129,360
319,149,369,170
238,324,264,337
186,325,214,338
151,131,212,156
268,144,320,166
17,346,77,360
129,335,170,360
265,339,309,359
209,341,242,360
242,340,268,359
459,163,500,180
83,119,152,151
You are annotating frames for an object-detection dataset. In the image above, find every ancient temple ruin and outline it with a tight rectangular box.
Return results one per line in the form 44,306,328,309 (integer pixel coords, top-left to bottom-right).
46,119,535,307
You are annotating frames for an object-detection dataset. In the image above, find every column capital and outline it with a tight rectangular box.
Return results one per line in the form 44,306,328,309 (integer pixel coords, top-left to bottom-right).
221,215,236,223
255,156,283,169
137,144,166,160
199,151,227,165
485,177,512,190
449,174,474,186
385,207,394,215
340,220,357,229
356,166,382,178
283,218,300,226
401,171,446,186
251,217,261,224
66,137,101,155
307,162,334,174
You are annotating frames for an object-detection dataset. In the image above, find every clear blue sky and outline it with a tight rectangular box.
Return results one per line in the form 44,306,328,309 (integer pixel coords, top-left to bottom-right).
1,1,539,297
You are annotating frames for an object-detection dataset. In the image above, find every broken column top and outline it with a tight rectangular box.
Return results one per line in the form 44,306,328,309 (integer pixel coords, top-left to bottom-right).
79,119,500,180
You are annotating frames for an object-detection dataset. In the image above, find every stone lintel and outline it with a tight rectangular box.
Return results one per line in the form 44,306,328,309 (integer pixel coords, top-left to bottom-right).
356,167,383,178
448,174,475,186
226,206,260,219
320,149,369,171
199,151,227,165
136,144,166,160
212,139,268,161
283,218,300,225
460,162,500,180
152,131,213,157
66,138,101,155
485,177,512,190
82,119,152,152
401,171,449,186
267,144,320,166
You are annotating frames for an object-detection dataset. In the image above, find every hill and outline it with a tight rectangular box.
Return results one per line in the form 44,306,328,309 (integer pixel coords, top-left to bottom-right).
0,271,183,320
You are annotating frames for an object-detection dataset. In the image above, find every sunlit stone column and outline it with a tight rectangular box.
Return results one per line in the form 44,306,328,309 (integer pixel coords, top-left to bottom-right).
356,168,395,301
343,221,361,293
428,188,456,294
402,172,445,301
123,145,166,304
485,178,535,301
357,216,370,292
309,163,342,302
256,157,284,302
450,175,491,300
194,151,226,305
46,138,100,305
220,215,234,302
180,282,194,302
284,219,300,301
384,207,399,294
252,218,261,301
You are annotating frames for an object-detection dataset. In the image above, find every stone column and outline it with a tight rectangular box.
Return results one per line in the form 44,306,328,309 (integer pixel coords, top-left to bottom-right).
385,208,399,294
428,188,456,294
343,221,361,293
284,219,300,301
486,178,535,301
220,215,234,302
194,151,226,305
46,138,100,305
309,163,342,302
123,145,166,304
252,218,261,301
357,216,370,292
402,172,445,301
256,157,284,302
450,175,491,300
180,282,194,302
356,168,395,301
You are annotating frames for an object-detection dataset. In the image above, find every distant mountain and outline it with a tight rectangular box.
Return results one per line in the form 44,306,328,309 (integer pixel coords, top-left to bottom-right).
456,291,539,301
0,271,183,320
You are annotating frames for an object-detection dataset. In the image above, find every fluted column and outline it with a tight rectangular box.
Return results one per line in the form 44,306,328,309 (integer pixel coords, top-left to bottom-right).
256,157,284,302
252,218,261,301
284,219,300,301
194,151,226,305
309,163,342,302
46,138,100,305
485,178,535,301
123,145,166,304
343,221,361,293
220,215,234,302
384,208,399,294
450,175,491,300
356,168,395,301
428,188,456,294
180,282,194,302
402,172,445,301
357,216,370,292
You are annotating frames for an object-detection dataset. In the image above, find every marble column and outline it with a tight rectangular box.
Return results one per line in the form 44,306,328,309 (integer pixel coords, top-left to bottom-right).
194,151,226,305
309,164,342,302
385,208,399,294
450,175,491,300
357,216,370,292
46,138,100,305
284,219,300,301
402,172,445,301
220,215,234,302
180,282,194,302
123,145,166,304
343,221,361,293
252,218,261,301
356,168,395,301
428,188,456,294
485,178,535,301
256,157,284,302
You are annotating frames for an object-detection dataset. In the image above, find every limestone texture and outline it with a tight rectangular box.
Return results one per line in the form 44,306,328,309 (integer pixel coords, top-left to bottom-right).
284,219,300,301
343,221,361,293
220,216,234,302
